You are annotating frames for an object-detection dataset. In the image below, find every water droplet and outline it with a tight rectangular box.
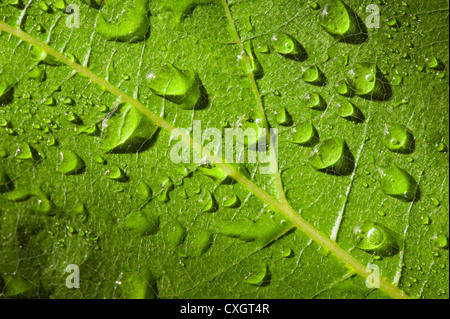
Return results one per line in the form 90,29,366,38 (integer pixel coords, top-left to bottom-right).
52,0,66,11
421,215,430,225
200,190,218,213
38,1,50,12
429,195,440,207
354,222,399,256
73,202,88,223
432,234,448,249
156,176,173,202
105,165,125,180
378,164,418,202
239,40,263,78
302,65,325,85
30,45,62,66
347,63,389,100
319,0,362,41
275,108,293,126
0,118,10,127
223,194,240,208
309,138,355,175
392,74,403,86
65,111,82,124
305,92,327,110
43,97,56,106
101,103,156,153
281,247,293,258
63,97,75,105
436,142,448,153
57,150,85,175
190,231,213,256
15,142,35,160
245,263,269,286
271,32,307,60
165,219,186,248
117,267,157,299
93,155,105,165
289,121,319,146
124,210,159,236
386,17,399,27
146,64,205,109
96,0,150,43
334,80,353,97
217,211,291,247
382,123,414,154
424,54,439,69
307,1,320,10
336,99,363,121
27,65,46,82
136,182,152,201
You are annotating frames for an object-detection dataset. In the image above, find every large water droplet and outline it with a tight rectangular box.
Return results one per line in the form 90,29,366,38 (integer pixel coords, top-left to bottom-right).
378,164,418,202
124,210,159,236
302,65,326,86
15,142,37,160
432,234,448,249
101,103,157,153
271,32,307,61
244,263,269,286
105,165,125,180
424,54,439,69
318,0,366,43
347,63,391,100
200,190,218,213
217,210,291,247
336,99,364,122
165,219,186,248
289,121,319,146
56,150,85,175
305,92,327,110
275,108,293,126
239,40,263,78
30,45,62,66
156,176,174,202
354,222,399,256
116,267,157,299
96,0,150,42
309,138,354,175
382,123,415,154
223,194,240,208
136,182,152,201
189,231,213,256
146,64,206,109
26,65,46,82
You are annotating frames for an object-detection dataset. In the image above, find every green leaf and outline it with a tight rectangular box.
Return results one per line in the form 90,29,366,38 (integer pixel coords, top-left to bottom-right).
0,0,448,300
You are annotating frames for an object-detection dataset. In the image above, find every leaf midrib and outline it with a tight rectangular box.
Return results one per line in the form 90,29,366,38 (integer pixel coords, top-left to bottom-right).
0,20,409,299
